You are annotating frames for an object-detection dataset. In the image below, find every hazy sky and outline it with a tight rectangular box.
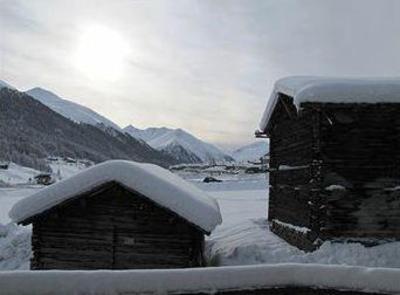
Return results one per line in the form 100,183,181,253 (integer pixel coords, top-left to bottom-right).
1,0,400,148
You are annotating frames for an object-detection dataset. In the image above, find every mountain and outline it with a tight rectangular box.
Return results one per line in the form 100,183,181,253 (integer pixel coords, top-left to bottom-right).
0,88,177,170
124,126,234,164
123,125,166,142
232,141,269,162
0,80,16,90
26,87,121,130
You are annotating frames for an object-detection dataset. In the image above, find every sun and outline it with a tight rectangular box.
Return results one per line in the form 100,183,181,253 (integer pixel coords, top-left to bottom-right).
73,24,130,81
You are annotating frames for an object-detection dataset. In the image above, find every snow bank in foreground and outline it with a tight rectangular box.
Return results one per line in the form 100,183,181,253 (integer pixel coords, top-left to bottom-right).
0,223,31,270
206,218,400,268
0,263,399,295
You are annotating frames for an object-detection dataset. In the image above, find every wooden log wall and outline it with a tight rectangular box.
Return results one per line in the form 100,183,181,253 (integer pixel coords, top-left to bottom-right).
268,99,400,248
269,167,314,230
269,97,315,168
268,95,321,233
315,103,400,187
31,182,204,270
321,187,400,240
307,102,400,241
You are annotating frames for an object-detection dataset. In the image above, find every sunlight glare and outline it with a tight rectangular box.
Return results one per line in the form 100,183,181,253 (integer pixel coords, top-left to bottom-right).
73,24,130,81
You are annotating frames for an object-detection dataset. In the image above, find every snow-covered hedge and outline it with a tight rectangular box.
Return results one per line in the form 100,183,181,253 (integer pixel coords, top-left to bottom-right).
0,263,399,295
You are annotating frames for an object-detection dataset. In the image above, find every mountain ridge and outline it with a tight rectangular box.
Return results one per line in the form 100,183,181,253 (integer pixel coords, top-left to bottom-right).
124,125,233,164
26,87,121,131
0,88,177,170
1,79,235,165
0,80,15,90
231,141,269,162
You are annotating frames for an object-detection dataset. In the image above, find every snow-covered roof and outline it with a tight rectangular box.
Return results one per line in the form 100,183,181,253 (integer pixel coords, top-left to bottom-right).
259,76,400,132
9,160,222,233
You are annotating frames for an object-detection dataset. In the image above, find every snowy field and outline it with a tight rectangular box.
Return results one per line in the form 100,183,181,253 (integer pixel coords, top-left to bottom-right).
0,164,41,186
1,171,400,270
200,177,400,268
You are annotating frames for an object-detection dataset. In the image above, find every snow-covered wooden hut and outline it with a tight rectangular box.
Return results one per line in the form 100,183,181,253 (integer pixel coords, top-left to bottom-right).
257,77,400,251
9,160,222,270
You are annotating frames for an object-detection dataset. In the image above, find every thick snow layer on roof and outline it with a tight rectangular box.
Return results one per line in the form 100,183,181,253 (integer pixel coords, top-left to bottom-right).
259,76,400,132
0,263,399,295
9,160,222,233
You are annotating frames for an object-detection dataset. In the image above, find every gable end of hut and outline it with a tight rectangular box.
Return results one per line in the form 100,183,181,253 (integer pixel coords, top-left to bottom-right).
27,181,206,270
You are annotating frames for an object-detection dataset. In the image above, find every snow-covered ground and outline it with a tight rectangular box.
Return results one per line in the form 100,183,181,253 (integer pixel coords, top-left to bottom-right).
0,160,89,187
48,160,91,181
0,188,36,270
197,176,400,268
1,170,400,271
1,263,400,295
0,164,41,186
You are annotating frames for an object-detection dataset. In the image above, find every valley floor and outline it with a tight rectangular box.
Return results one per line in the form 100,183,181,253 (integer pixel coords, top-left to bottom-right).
1,174,400,270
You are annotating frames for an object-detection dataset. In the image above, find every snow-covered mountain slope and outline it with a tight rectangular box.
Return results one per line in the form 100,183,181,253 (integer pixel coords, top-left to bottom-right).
124,126,173,142
1,88,177,169
232,141,269,162
0,80,16,90
124,126,233,164
26,87,121,130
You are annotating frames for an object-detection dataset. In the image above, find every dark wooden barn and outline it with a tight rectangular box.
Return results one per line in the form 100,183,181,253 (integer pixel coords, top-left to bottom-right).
34,173,53,186
257,77,400,251
0,161,9,170
10,160,222,270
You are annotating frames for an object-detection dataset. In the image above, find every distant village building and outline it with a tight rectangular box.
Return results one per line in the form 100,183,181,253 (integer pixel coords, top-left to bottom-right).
203,176,222,183
257,77,400,251
0,161,9,170
34,173,53,186
10,160,221,270
244,166,263,174
63,157,77,164
47,156,59,162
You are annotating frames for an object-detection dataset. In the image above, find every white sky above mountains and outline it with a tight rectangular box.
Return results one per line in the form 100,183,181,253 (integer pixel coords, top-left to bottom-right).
1,0,400,147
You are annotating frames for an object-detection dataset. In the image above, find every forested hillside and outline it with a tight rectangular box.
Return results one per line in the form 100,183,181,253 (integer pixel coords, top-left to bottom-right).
0,88,177,170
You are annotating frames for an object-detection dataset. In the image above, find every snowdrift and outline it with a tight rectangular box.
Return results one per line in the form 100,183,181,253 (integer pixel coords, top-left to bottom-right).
0,263,399,295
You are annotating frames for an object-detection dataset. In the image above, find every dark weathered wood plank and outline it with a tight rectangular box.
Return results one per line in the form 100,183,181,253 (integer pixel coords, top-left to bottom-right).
31,182,205,270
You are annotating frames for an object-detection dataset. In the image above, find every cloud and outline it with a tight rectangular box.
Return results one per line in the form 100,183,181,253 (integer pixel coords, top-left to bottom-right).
2,0,400,147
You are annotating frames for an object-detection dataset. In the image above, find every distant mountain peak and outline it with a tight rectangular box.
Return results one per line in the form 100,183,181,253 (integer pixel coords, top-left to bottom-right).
232,141,269,162
29,86,49,92
123,125,234,164
125,124,138,130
